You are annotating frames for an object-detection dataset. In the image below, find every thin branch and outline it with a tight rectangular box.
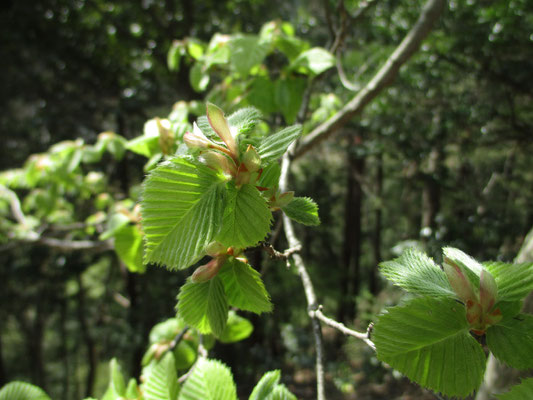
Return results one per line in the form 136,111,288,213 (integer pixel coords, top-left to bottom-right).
294,0,446,159
261,242,302,265
28,237,114,252
312,306,375,350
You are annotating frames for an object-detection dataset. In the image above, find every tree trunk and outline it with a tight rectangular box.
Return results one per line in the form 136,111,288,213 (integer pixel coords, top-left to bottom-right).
370,153,383,295
0,325,5,386
337,137,365,323
60,295,70,400
76,273,97,398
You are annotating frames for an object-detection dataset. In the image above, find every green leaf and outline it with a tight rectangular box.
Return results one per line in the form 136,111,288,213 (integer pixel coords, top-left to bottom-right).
257,125,302,164
497,378,533,400
380,249,456,298
373,297,486,398
190,62,210,92
110,358,126,396
177,276,228,336
486,314,533,369
0,382,51,400
227,107,262,136
249,370,280,400
126,135,160,158
289,47,335,75
141,157,226,270
274,78,306,124
218,310,254,343
281,197,320,226
173,341,197,370
257,163,281,188
266,385,297,400
143,352,179,400
99,213,130,240
149,318,183,343
219,258,272,313
114,224,146,273
484,261,533,301
229,35,269,77
217,183,272,249
168,42,182,72
126,379,141,399
178,359,237,400
247,77,277,115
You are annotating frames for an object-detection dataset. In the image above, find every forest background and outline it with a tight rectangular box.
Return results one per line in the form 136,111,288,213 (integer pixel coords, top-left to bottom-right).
0,0,532,399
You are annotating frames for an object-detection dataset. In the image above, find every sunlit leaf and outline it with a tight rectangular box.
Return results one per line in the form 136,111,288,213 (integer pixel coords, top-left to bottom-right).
282,197,320,226
178,359,237,400
486,314,533,369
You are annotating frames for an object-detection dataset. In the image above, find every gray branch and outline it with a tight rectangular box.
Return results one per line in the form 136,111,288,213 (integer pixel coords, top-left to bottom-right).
294,0,446,159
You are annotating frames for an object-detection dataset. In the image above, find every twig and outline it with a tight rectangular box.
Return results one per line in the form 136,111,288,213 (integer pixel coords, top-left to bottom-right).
294,0,446,159
170,327,189,350
33,237,114,252
261,242,302,266
280,152,326,400
312,306,375,350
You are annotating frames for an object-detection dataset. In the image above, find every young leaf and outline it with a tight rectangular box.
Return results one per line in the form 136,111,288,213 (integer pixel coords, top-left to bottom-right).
497,378,533,400
227,107,262,136
249,370,280,400
219,258,272,313
483,261,533,301
178,359,237,400
177,276,228,336
257,125,302,164
125,379,141,399
218,310,254,343
110,358,126,397
257,163,281,188
206,103,238,157
281,197,320,226
266,385,297,400
216,183,272,249
114,224,145,273
142,157,226,270
443,247,482,289
143,352,179,400
486,314,533,369
173,341,197,370
373,297,486,398
379,249,455,298
0,382,51,400
228,34,269,77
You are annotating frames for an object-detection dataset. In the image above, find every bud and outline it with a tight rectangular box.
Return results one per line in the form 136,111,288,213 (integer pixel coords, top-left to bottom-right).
479,269,498,314
191,257,225,283
183,123,212,149
205,241,226,257
156,118,175,155
443,258,477,304
200,151,237,176
206,103,238,158
242,145,261,173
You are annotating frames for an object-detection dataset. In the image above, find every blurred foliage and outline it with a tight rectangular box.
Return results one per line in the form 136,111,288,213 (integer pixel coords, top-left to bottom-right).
1,0,533,398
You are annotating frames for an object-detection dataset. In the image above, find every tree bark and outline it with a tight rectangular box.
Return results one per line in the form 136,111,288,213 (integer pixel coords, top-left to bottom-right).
370,153,383,295
337,138,365,322
76,272,97,398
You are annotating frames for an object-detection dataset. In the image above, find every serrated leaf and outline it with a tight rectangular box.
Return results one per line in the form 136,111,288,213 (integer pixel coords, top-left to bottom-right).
497,378,533,400
257,163,281,188
141,157,226,270
380,249,456,298
281,197,320,226
373,297,486,398
0,382,51,400
177,276,228,336
249,370,280,400
217,183,272,249
267,385,297,400
486,314,533,369
484,261,533,301
114,224,145,273
257,125,302,164
219,258,272,313
229,34,269,77
289,47,335,75
178,359,237,400
143,352,179,400
218,310,254,343
227,107,262,136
